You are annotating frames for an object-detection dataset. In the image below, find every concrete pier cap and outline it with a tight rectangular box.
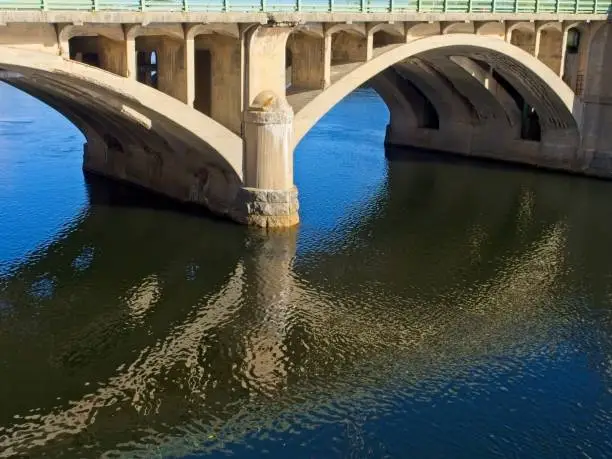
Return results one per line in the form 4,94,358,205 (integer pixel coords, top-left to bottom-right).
230,90,299,229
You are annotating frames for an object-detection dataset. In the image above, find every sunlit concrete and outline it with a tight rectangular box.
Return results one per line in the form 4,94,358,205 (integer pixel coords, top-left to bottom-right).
1,16,611,226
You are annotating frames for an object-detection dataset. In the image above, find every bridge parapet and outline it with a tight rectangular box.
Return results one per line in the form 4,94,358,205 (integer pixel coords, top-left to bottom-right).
0,0,609,14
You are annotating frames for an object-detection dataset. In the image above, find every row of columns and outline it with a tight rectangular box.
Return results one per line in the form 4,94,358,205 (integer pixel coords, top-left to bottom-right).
504,20,601,91
58,20,594,228
62,22,298,227
60,20,585,117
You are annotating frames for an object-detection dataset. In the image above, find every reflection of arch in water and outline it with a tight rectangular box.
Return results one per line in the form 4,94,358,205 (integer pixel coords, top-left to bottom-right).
4,155,612,457
0,200,575,457
0,176,244,453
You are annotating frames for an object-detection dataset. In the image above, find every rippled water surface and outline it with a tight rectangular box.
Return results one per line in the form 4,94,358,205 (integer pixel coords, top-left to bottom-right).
1,81,612,458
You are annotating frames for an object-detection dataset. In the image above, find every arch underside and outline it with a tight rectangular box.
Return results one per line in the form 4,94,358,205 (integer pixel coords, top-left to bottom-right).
290,35,582,172
0,46,243,216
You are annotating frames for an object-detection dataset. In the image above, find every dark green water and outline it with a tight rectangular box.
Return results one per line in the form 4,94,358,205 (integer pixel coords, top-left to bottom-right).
1,82,612,458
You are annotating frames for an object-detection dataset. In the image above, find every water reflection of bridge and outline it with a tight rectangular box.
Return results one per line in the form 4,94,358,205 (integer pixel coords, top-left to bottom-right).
1,160,612,457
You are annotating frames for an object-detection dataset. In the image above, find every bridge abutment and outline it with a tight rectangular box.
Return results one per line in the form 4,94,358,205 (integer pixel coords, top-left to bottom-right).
580,23,612,177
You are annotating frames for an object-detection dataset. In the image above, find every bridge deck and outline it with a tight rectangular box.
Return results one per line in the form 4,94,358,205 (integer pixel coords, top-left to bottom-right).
0,0,609,20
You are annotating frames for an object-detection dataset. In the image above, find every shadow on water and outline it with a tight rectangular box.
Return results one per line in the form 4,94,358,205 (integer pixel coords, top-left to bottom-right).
0,174,247,452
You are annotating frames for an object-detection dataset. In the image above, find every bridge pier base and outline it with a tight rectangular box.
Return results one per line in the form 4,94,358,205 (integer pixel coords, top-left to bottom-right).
230,90,299,228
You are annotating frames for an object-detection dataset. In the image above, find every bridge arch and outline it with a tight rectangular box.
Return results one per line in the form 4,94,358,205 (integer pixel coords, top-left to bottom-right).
0,46,244,215
292,33,580,160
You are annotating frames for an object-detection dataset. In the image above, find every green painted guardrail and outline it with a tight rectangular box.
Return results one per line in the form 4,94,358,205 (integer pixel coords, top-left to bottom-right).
0,0,609,13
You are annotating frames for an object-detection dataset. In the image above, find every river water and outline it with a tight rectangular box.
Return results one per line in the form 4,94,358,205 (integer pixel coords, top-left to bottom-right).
1,81,612,458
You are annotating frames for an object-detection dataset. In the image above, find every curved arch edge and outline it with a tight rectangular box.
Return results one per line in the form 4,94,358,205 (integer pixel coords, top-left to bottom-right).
292,33,579,147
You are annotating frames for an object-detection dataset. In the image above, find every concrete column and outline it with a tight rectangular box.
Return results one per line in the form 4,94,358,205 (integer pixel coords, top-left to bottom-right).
246,25,292,106
559,24,571,79
534,28,542,58
185,35,195,107
287,33,326,90
190,34,243,135
366,29,374,61
230,91,298,228
57,24,70,58
323,33,332,87
126,35,136,79
571,24,597,95
97,36,128,77
211,36,242,135
156,38,188,103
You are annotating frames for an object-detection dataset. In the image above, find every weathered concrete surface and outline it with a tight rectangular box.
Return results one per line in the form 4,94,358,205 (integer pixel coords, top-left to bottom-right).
580,23,612,178
290,33,578,147
0,46,244,221
230,187,299,228
246,26,292,106
190,29,242,134
234,90,298,227
1,17,611,227
287,32,326,90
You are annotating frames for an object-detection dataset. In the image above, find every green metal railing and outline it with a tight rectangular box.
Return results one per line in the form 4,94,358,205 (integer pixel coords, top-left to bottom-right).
0,0,608,13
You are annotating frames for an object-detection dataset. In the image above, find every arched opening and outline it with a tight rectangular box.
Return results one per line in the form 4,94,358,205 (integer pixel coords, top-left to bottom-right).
294,85,390,228
136,48,158,88
290,35,577,163
510,27,536,56
372,28,405,57
68,36,101,68
285,30,326,92
193,42,212,115
538,25,564,74
285,46,293,88
60,25,128,78
332,30,367,64
135,37,160,88
373,30,401,48
0,80,88,266
131,27,187,103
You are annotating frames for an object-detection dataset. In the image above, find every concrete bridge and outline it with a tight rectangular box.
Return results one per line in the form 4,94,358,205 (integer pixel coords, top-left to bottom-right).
0,2,611,226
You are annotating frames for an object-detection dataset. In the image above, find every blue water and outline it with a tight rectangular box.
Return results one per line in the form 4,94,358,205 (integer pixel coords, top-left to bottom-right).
1,81,612,458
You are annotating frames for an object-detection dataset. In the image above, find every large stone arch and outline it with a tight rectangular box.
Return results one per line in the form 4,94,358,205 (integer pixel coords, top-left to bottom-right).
292,33,580,155
0,45,245,216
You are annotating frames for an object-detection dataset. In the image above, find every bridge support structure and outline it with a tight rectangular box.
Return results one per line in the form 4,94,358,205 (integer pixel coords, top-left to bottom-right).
0,13,611,228
230,91,299,228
